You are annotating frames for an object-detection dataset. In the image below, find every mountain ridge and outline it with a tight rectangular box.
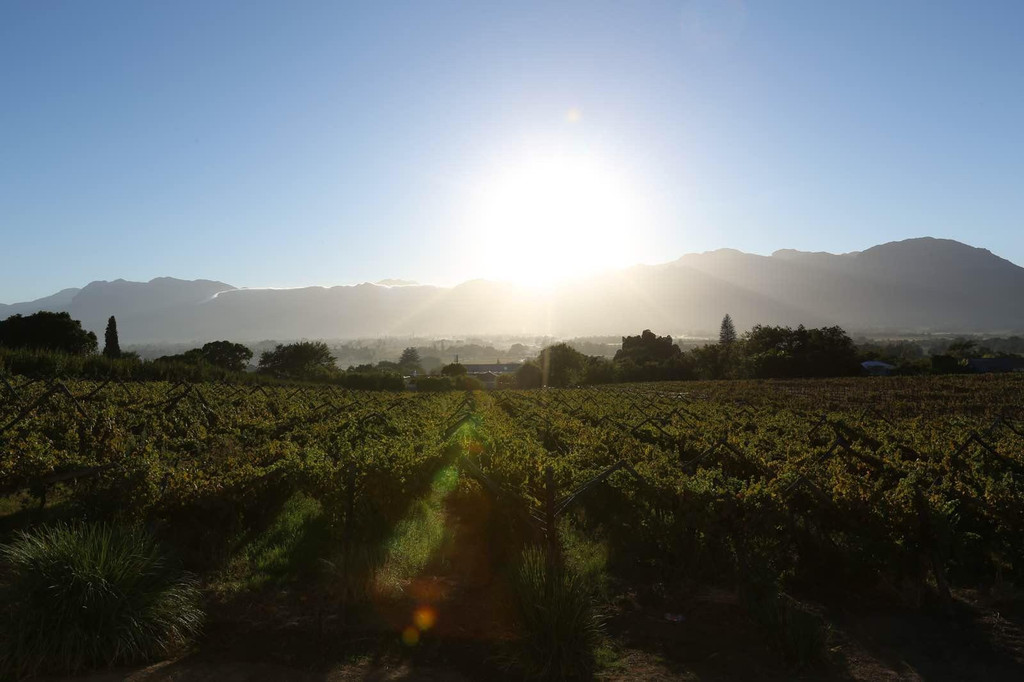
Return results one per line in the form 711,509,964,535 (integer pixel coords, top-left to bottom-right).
3,238,1021,342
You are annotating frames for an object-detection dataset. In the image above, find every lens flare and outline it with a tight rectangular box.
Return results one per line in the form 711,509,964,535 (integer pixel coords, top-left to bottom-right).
401,625,420,646
414,605,437,631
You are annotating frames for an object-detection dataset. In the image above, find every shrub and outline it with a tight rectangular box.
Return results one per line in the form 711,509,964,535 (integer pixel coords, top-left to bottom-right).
742,582,828,670
507,547,603,680
0,522,203,679
415,375,454,392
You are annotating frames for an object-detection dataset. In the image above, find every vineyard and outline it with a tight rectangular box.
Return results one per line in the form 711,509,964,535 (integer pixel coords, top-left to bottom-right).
2,373,1024,679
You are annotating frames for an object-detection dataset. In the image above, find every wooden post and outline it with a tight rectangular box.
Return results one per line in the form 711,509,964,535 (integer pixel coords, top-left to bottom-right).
544,465,559,596
341,461,356,625
914,485,952,609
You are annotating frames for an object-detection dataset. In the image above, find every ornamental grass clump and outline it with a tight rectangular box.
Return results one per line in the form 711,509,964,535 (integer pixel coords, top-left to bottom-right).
508,547,603,680
0,522,203,679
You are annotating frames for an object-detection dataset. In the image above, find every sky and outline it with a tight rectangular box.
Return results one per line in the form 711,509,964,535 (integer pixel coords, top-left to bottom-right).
2,0,1023,302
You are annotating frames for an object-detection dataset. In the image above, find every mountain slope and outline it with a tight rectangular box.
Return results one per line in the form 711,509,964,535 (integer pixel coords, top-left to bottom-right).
1,238,1020,342
0,287,81,317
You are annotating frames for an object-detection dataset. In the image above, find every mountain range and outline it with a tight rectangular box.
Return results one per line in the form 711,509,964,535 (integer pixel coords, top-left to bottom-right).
2,238,1021,344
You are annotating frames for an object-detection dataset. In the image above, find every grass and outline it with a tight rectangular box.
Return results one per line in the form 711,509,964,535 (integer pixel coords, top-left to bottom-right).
0,521,203,679
218,492,328,592
373,466,458,596
507,547,604,680
560,516,610,600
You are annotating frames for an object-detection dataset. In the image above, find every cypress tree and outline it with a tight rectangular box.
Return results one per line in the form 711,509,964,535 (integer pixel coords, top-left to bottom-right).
103,316,121,358
719,314,737,347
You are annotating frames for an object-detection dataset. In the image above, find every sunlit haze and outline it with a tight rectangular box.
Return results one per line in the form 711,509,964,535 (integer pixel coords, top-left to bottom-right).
462,152,652,287
2,1,1024,302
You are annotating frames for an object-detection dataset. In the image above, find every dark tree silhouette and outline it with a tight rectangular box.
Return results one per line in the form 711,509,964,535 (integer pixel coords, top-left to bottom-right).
440,362,466,376
515,362,543,389
615,329,681,364
539,343,588,387
719,314,737,347
103,316,121,358
0,311,97,355
743,324,859,378
613,329,693,382
399,347,422,370
258,341,336,379
155,340,252,371
947,340,977,358
200,340,252,371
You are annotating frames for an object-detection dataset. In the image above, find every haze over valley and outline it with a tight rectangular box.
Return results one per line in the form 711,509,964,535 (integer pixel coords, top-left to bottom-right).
2,237,1020,345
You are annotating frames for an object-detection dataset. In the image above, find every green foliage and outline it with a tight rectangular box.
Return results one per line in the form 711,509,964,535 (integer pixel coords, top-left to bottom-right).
947,339,977,358
410,369,485,392
496,372,519,389
539,343,588,387
103,316,121,358
582,356,615,384
741,324,860,378
0,346,264,383
613,329,693,382
613,324,860,382
336,370,405,390
0,522,203,679
507,548,603,680
720,313,737,346
414,375,454,392
516,361,543,388
615,329,681,365
399,347,421,372
454,374,485,390
689,342,730,379
221,493,327,591
197,340,253,371
374,467,458,594
1,371,1022,677
0,346,134,379
440,362,467,376
0,311,97,355
523,323,866,385
258,341,337,379
559,518,610,600
154,348,204,365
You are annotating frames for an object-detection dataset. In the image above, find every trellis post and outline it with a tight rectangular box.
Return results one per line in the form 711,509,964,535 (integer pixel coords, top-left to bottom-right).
544,465,560,596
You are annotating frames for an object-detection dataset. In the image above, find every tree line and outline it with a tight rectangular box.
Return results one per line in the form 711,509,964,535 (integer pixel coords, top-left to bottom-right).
512,316,862,388
3,310,1020,389
0,312,402,388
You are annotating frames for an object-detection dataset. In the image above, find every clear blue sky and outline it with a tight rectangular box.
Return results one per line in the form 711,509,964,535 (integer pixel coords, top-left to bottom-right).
2,1,1023,302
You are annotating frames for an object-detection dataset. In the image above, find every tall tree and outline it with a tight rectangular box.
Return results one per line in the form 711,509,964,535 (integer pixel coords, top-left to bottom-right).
440,362,466,376
539,343,588,387
103,316,121,358
0,311,97,355
258,341,337,379
515,362,543,389
719,314,737,347
615,329,681,364
399,347,422,370
201,340,252,371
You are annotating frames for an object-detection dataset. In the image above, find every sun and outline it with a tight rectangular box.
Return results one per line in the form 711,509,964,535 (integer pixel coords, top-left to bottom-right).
463,154,648,287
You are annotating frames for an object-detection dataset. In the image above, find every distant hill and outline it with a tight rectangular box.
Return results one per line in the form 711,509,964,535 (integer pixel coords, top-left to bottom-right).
0,287,81,318
2,238,1021,343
